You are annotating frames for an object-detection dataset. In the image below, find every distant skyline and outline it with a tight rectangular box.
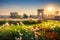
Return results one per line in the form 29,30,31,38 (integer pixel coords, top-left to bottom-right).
0,0,60,15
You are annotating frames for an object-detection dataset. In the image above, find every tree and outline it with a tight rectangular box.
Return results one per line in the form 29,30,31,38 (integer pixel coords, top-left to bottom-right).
10,12,20,18
29,15,32,18
23,14,28,18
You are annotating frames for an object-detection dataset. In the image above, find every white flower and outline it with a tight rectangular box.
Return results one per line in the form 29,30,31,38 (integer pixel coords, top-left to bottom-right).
31,38,34,40
5,22,10,26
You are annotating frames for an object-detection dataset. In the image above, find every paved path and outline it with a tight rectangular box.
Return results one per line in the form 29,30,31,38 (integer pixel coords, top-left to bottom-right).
0,18,37,21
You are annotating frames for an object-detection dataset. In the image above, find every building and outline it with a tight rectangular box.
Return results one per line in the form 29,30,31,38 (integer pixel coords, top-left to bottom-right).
37,9,44,19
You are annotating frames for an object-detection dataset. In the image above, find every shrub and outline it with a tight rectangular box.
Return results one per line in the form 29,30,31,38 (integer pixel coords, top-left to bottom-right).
0,20,7,25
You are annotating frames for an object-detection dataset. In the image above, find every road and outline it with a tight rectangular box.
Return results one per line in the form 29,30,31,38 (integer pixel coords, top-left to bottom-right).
0,18,37,21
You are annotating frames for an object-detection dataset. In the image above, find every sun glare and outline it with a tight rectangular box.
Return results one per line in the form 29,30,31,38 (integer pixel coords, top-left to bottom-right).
48,7,53,12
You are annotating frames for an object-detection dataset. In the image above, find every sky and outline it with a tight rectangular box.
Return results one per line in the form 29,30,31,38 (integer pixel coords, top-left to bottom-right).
0,0,60,15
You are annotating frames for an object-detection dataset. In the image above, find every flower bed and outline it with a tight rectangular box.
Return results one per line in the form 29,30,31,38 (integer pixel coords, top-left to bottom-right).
0,20,60,40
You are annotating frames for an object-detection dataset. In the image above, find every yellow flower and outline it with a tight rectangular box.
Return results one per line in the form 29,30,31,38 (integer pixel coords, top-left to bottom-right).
15,29,17,31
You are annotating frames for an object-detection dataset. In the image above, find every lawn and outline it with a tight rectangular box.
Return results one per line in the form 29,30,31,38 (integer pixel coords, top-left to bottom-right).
0,20,60,40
